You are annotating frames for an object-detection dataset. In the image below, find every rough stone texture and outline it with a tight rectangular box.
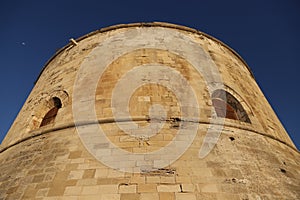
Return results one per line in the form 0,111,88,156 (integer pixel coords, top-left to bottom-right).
0,22,299,199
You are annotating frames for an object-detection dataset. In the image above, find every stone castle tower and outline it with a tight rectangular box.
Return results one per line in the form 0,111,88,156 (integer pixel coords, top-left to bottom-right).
0,22,299,199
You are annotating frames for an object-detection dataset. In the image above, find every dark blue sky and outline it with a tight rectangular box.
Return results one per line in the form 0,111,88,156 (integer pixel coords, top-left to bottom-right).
0,0,299,149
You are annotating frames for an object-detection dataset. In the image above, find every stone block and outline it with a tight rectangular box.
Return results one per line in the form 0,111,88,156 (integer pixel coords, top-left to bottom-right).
95,168,109,178
77,195,101,200
64,186,82,196
98,184,118,193
157,184,181,192
77,178,97,186
160,176,175,184
68,151,82,159
130,175,146,184
199,184,218,193
68,170,84,180
81,185,99,195
140,193,159,200
101,194,120,200
146,176,160,183
118,184,137,193
159,192,175,200
181,183,195,192
83,169,96,179
138,183,157,193
32,174,45,183
120,193,140,200
175,193,197,200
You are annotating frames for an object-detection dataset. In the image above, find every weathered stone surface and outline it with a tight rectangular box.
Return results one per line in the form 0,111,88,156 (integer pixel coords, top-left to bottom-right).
0,22,299,199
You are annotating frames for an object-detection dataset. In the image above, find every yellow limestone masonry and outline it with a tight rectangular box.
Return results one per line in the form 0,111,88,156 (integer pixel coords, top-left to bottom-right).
0,22,299,200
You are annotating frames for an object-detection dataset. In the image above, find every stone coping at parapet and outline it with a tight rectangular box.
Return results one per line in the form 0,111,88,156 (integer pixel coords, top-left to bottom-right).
35,21,255,84
1,117,298,154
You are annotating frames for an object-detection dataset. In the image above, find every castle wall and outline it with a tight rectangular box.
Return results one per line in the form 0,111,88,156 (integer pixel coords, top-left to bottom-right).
0,126,299,199
0,22,299,199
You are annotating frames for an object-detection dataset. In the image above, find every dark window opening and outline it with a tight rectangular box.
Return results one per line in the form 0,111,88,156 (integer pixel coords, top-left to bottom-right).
53,97,62,108
212,98,238,120
40,97,62,127
212,90,251,123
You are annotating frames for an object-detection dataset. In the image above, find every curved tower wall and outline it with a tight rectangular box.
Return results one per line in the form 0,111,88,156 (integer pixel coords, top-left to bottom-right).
0,22,299,200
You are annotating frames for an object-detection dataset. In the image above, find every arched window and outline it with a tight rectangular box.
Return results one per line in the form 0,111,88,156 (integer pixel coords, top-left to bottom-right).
212,90,251,123
40,97,62,127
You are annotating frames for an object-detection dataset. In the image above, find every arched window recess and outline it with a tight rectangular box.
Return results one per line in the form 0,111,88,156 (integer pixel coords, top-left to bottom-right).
212,89,251,123
40,97,62,127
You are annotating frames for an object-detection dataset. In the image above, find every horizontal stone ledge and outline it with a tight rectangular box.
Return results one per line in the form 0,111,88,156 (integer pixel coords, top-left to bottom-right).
1,118,297,154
